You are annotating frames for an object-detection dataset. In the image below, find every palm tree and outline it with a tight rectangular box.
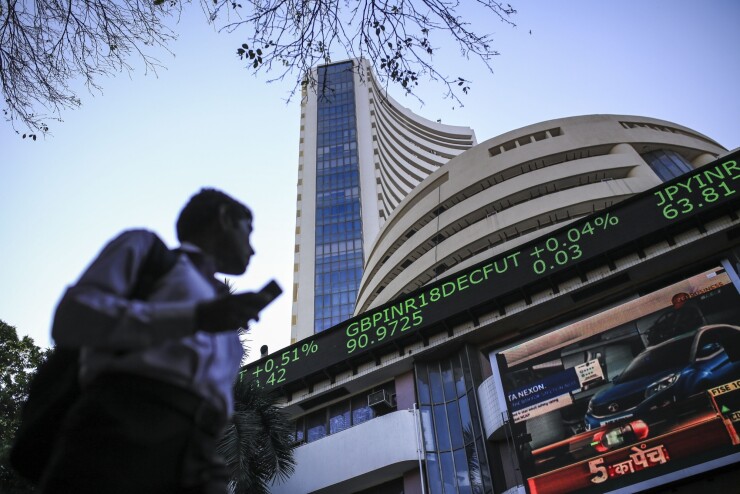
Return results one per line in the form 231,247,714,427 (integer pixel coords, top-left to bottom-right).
218,379,296,494
218,279,295,493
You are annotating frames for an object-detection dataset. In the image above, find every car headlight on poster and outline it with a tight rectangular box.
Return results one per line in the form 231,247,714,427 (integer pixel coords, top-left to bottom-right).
645,373,680,399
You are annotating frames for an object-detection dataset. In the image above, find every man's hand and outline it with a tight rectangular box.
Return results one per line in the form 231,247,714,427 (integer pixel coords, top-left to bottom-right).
195,292,272,333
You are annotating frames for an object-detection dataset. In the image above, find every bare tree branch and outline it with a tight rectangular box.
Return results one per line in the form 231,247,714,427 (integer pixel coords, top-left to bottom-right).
1,0,181,138
1,0,516,138
211,0,516,105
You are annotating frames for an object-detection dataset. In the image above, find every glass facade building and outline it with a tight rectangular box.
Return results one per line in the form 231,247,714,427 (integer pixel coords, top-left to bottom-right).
417,347,494,494
313,62,364,332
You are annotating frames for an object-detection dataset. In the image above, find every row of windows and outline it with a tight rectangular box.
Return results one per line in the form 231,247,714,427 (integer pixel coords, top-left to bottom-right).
314,302,357,321
316,189,360,207
316,203,362,222
316,232,363,244
323,61,354,75
317,116,356,132
318,70,353,81
315,267,363,287
620,120,718,147
316,207,362,225
315,258,363,275
316,187,360,207
317,141,358,157
317,172,360,193
316,183,360,199
319,71,353,83
316,82,354,97
315,215,361,231
316,248,363,264
317,86,354,101
318,165,360,179
316,90,354,105
316,239,363,256
320,71,354,84
318,81,353,93
319,74,354,87
315,314,352,332
318,128,357,147
313,289,357,309
318,103,356,118
316,181,360,201
317,215,362,229
291,381,395,444
317,157,358,171
488,127,562,157
315,218,361,238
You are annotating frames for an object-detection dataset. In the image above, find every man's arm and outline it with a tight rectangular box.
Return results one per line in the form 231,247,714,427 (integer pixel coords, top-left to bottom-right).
51,230,196,351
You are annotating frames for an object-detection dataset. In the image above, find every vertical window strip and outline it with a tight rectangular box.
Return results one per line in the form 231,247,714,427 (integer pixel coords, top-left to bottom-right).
314,62,364,333
416,348,495,493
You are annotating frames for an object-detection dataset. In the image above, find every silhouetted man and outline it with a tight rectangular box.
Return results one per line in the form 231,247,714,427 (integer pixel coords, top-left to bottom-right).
40,189,269,493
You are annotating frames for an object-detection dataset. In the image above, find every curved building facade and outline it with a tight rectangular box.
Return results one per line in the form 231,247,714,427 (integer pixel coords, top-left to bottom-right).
250,108,740,494
356,114,725,314
291,59,476,341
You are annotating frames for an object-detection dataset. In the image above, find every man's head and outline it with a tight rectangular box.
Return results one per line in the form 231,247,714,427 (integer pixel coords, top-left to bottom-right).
177,189,254,275
672,292,691,309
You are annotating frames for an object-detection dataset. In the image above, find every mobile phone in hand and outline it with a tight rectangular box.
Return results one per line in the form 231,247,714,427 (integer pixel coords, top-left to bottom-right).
256,280,282,310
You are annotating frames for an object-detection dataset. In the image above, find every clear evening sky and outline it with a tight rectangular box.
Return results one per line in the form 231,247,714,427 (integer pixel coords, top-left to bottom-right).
2,1,738,363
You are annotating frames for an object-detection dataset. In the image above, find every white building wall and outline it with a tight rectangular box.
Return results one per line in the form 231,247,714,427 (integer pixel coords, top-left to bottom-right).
270,409,421,494
354,65,383,262
355,114,727,313
291,87,319,344
478,371,510,441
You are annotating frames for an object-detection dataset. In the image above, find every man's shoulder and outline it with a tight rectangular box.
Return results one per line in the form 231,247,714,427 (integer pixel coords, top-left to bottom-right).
105,229,167,252
93,230,173,268
114,228,161,242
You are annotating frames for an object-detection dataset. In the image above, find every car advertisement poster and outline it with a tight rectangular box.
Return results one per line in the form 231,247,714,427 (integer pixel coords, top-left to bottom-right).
496,267,740,494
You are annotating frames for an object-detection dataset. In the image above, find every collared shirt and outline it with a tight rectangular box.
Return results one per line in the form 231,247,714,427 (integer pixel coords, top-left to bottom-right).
52,229,244,417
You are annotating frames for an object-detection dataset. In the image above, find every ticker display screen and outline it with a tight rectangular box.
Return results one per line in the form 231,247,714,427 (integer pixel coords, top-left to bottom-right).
495,267,740,494
242,150,740,391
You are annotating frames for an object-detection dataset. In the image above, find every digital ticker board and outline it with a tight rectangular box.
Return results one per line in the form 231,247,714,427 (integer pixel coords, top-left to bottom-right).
242,149,740,391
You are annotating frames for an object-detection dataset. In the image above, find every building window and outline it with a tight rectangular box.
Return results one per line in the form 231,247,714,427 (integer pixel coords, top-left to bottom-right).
291,381,396,445
641,149,693,181
416,346,493,494
306,409,328,442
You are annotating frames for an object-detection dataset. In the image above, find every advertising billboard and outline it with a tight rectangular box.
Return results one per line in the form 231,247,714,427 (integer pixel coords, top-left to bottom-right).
496,267,740,494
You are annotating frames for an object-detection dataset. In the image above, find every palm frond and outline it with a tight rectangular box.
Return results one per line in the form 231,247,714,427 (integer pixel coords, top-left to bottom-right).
218,379,296,494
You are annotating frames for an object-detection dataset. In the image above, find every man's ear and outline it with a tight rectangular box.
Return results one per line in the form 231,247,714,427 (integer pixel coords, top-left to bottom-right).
217,204,233,231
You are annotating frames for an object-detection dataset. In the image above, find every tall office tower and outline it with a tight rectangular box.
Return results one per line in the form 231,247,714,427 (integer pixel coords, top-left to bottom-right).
291,59,477,343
